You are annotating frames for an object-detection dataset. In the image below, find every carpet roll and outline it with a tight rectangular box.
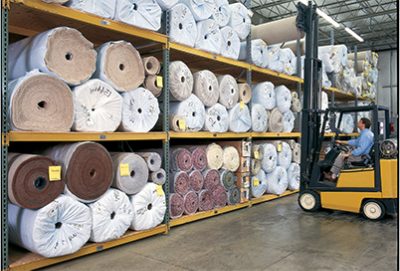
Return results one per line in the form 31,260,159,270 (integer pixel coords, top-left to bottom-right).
8,71,73,132
8,195,91,258
193,70,219,107
228,103,251,133
212,185,228,208
250,159,261,175
171,148,193,172
144,75,162,97
183,191,199,215
338,114,355,134
170,115,186,132
252,16,302,45
111,152,149,195
130,183,166,230
287,163,300,191
206,143,224,169
189,170,204,192
228,3,251,40
94,41,145,92
218,75,239,109
181,0,215,21
222,146,240,172
212,0,231,27
89,189,133,242
291,98,302,113
156,0,178,10
269,108,284,133
266,166,288,195
204,103,229,133
203,169,220,191
251,103,268,132
171,171,190,196
220,169,236,190
8,27,96,85
195,19,222,55
45,141,113,203
72,79,122,132
119,87,160,132
191,146,207,171
169,193,184,219
150,169,166,185
292,142,301,164
170,94,206,132
169,61,193,101
137,152,162,172
261,143,277,173
67,0,116,18
227,187,240,205
239,39,268,68
250,170,267,198
169,3,198,47
7,153,65,209
275,85,292,113
277,142,292,170
282,111,295,132
198,189,214,211
252,82,276,110
238,83,252,104
220,26,240,60
143,56,161,76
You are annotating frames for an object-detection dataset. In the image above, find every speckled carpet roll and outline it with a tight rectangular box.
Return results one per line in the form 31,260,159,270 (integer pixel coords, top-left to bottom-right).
150,169,166,185
189,170,204,193
137,152,162,172
222,146,240,172
169,61,193,101
169,193,184,219
203,169,220,191
171,171,190,196
171,148,193,172
193,70,219,107
183,191,199,215
227,187,240,205
220,169,236,190
206,143,224,169
212,185,227,208
198,189,214,211
143,56,161,76
190,146,207,171
238,83,252,104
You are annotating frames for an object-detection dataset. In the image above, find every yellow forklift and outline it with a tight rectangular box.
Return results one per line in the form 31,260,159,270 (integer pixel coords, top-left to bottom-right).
296,2,398,220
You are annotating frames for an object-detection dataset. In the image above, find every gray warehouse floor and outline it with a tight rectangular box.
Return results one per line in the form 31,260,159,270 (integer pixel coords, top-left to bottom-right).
43,195,398,271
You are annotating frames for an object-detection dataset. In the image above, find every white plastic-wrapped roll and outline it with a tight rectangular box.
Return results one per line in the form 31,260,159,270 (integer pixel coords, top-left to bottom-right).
180,0,215,21
277,141,292,170
155,0,178,10
193,70,219,107
267,45,280,69
220,26,240,60
250,169,267,198
275,85,292,113
136,152,162,172
169,61,193,101
195,19,222,54
318,45,348,73
266,166,288,195
287,163,300,191
170,94,206,132
321,91,329,110
212,0,231,27
72,79,122,132
8,195,91,258
291,97,302,113
206,143,223,169
66,0,116,18
218,75,239,109
338,114,355,134
261,143,277,173
252,82,276,110
204,103,229,133
280,48,297,75
114,0,162,31
251,158,261,175
228,3,251,40
269,108,284,133
8,27,97,85
222,146,240,172
119,87,160,132
228,103,251,133
282,111,295,132
169,3,198,47
292,142,301,164
89,189,133,243
251,103,268,132
239,39,268,68
130,183,166,231
93,41,145,92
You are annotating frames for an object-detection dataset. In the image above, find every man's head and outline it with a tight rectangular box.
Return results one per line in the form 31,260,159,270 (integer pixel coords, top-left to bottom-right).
358,118,371,130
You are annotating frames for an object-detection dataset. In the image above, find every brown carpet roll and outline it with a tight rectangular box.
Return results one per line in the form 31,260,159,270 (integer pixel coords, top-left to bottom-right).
7,153,65,209
143,56,161,75
144,75,162,98
198,189,214,211
238,83,252,104
183,191,199,215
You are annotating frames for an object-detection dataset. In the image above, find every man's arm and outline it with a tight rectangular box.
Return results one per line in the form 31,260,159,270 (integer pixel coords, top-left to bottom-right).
351,134,373,156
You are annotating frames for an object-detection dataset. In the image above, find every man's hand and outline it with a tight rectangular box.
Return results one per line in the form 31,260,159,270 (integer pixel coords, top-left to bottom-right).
336,140,343,144
342,152,351,158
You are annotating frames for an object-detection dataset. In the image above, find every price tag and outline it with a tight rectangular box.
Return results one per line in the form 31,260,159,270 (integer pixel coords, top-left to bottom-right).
156,76,163,88
277,143,282,152
156,185,165,196
254,150,260,159
120,163,130,177
240,101,245,109
253,178,260,187
49,166,62,181
178,119,186,131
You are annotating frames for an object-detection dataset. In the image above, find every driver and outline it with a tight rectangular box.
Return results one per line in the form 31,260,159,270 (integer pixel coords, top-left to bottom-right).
324,117,374,182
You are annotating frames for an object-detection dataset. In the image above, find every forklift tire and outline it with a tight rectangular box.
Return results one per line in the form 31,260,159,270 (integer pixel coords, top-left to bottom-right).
298,190,321,212
362,200,385,221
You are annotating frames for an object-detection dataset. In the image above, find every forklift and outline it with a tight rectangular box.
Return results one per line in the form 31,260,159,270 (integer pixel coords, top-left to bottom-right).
296,2,398,220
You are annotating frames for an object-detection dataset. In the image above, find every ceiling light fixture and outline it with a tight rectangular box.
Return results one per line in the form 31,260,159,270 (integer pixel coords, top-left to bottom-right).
298,0,340,28
345,27,364,42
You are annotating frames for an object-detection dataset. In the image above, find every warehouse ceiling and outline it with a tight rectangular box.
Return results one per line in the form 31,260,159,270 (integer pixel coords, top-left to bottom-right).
243,0,397,51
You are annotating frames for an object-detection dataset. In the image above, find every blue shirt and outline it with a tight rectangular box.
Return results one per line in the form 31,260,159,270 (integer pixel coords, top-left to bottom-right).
348,128,374,156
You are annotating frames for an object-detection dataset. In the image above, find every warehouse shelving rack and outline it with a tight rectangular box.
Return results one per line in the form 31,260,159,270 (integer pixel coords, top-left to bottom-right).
0,0,365,270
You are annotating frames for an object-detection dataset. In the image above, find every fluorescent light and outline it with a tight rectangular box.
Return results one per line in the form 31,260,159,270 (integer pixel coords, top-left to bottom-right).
298,0,340,28
345,27,364,42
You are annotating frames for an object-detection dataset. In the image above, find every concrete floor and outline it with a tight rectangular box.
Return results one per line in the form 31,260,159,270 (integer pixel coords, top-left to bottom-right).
43,195,398,271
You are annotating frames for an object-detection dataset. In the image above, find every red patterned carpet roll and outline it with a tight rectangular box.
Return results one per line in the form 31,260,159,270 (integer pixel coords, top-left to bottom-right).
212,185,228,208
171,148,193,172
198,189,214,211
171,171,190,196
203,169,220,191
183,191,199,215
169,193,184,219
190,146,207,171
189,170,204,193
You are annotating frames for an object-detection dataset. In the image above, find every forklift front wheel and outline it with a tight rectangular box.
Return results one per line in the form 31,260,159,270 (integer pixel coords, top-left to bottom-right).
362,200,385,220
298,190,320,212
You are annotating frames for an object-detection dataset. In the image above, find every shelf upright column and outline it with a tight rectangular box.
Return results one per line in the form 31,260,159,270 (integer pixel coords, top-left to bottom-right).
330,29,335,107
296,34,302,133
353,45,358,126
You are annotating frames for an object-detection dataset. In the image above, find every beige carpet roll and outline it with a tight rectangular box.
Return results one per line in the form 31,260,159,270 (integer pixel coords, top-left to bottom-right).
144,75,162,98
8,71,73,131
143,56,161,76
218,75,239,109
222,146,240,172
170,115,187,132
193,70,219,107
238,83,252,104
206,143,224,170
269,108,284,133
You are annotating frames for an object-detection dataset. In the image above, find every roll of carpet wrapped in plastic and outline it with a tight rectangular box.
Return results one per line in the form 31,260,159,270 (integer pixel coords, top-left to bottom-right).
7,153,65,209
280,48,297,75
150,169,166,185
218,75,239,109
250,170,268,198
228,3,251,40
222,146,240,172
8,27,96,85
191,146,207,171
119,87,160,132
239,39,268,68
220,169,236,190
261,143,277,173
238,83,252,104
195,19,222,54
291,97,302,113
275,85,292,113
228,103,251,133
198,189,214,211
251,103,268,132
45,141,113,203
66,0,116,18
170,94,206,132
93,41,144,92
252,82,276,110
183,191,199,215
111,152,149,195
212,0,231,27
155,0,178,10
72,79,122,132
144,75,162,97
206,143,224,169
193,70,219,107
220,26,240,60
181,0,214,21
169,3,198,47
204,103,229,133
212,185,227,208
137,152,162,172
171,148,193,172
114,0,162,31
130,183,166,230
169,61,193,101
169,193,184,219
227,187,240,205
380,139,398,158
250,159,261,175
89,188,133,242
277,141,292,170
8,195,91,258
287,163,300,191
189,170,204,192
318,45,348,73
338,114,355,134
268,108,284,133
266,166,288,195
292,143,301,164
252,144,264,160
282,111,295,132
203,169,220,191
8,70,73,132
143,56,161,76
171,171,190,196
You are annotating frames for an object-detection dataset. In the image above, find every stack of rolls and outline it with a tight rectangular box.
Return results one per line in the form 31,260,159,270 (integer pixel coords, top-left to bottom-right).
142,56,163,98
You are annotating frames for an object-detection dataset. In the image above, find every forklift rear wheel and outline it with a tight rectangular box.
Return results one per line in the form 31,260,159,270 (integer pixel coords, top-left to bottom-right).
362,200,385,220
298,191,320,212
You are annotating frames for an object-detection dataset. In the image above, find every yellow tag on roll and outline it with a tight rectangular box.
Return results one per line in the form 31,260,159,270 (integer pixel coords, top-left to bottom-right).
277,143,282,152
120,163,130,177
254,150,260,159
156,76,163,88
240,101,245,109
178,119,186,131
156,185,164,196
49,166,62,181
253,178,260,187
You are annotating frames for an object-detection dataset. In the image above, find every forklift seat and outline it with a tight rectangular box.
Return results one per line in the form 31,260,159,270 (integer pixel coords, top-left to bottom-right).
348,148,375,168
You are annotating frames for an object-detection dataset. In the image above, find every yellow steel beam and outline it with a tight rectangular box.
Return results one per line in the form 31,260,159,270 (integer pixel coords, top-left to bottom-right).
169,131,252,139
251,132,301,138
250,190,299,206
